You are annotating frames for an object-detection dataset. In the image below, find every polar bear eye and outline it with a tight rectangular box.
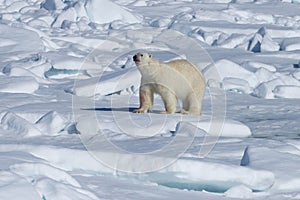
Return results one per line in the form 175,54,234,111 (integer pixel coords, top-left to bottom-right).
141,54,143,57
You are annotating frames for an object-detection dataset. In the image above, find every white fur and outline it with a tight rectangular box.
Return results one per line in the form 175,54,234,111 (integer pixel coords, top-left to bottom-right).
133,52,206,115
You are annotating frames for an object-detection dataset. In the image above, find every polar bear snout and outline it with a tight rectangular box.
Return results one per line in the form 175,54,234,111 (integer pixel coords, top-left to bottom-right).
133,54,141,65
133,54,139,62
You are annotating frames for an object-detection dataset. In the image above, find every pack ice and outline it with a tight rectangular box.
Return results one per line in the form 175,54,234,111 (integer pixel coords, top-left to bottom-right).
0,0,300,200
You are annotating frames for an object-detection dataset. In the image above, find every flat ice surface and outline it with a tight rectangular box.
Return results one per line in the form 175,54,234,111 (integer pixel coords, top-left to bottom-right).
0,0,300,199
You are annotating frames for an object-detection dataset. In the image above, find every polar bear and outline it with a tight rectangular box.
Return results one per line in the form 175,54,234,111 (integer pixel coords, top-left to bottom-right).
133,52,206,115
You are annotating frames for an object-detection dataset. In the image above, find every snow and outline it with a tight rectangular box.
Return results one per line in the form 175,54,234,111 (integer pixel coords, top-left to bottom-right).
0,172,41,200
190,118,252,137
280,38,300,51
35,111,69,136
273,85,300,99
0,24,43,55
1,111,42,137
41,0,65,11
225,184,253,199
83,0,140,24
293,71,300,80
0,76,39,94
10,163,81,187
0,0,300,199
5,1,29,13
203,59,258,92
73,68,141,97
52,7,77,28
242,61,277,73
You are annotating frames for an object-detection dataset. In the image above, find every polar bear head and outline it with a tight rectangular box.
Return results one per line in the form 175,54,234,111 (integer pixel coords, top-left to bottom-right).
133,52,152,66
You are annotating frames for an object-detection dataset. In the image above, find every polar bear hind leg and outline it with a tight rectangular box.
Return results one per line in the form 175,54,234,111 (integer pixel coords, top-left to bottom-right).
181,93,201,116
180,98,189,115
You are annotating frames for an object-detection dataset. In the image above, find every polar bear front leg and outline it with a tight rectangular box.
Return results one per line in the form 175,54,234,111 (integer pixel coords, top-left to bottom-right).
134,85,153,113
160,91,177,114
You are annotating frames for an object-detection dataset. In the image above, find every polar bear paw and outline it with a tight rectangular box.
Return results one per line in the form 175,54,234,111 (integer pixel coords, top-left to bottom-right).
133,109,148,114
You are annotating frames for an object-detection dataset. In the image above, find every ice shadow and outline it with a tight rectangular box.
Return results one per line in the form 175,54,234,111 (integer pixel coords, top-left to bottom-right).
81,107,137,112
81,107,164,114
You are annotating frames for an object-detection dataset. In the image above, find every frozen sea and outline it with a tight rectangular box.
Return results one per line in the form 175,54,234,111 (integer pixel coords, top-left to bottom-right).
0,0,300,199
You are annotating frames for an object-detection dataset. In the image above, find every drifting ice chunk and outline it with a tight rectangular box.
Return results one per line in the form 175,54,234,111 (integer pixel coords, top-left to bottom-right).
0,38,17,48
73,68,141,97
74,2,89,19
6,1,28,12
5,67,49,84
10,162,98,200
155,157,274,191
201,0,232,2
77,17,91,31
30,62,52,78
223,77,252,94
293,71,300,80
216,33,249,49
190,118,252,137
35,111,69,135
203,59,258,88
36,178,99,200
0,112,41,137
0,76,39,94
280,38,300,51
225,184,253,199
242,61,276,73
0,24,43,54
253,78,284,99
0,171,41,200
84,0,140,24
150,18,172,28
255,67,277,84
10,163,80,187
41,0,65,11
31,145,274,193
248,27,280,52
244,146,300,193
44,52,99,71
273,85,300,99
52,7,77,28
254,71,300,98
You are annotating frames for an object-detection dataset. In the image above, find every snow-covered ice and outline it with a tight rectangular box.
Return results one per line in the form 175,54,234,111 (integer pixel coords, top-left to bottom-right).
0,0,300,199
